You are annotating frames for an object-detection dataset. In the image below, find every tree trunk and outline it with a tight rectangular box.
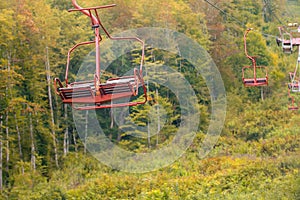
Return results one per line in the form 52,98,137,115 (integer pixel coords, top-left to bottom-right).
14,113,24,174
14,113,22,159
110,106,114,129
5,113,9,172
73,129,78,153
0,115,3,191
117,111,126,142
29,112,36,171
147,120,151,148
63,104,68,156
156,89,160,146
84,110,88,154
67,130,70,154
45,46,59,167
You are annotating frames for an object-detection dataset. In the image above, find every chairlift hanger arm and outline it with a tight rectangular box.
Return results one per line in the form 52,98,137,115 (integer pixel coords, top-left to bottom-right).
244,28,256,65
69,0,145,74
70,0,145,76
278,26,293,38
70,0,115,26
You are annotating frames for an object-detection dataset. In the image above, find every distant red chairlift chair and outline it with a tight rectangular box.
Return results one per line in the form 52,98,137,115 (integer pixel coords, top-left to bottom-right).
276,24,300,54
287,48,300,110
280,32,293,54
242,28,268,87
54,0,147,110
288,66,300,93
288,48,300,93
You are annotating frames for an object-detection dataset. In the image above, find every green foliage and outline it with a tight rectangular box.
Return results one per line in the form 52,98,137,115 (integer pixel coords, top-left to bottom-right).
0,0,299,199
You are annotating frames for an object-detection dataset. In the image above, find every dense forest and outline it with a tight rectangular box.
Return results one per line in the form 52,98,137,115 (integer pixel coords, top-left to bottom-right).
0,0,300,199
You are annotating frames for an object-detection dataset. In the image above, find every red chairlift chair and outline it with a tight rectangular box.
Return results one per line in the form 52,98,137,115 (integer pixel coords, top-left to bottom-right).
54,0,147,110
242,28,268,87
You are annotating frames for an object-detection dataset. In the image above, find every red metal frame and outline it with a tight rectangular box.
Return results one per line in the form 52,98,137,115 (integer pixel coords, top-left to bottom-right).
54,0,147,110
242,28,268,87
288,88,298,111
